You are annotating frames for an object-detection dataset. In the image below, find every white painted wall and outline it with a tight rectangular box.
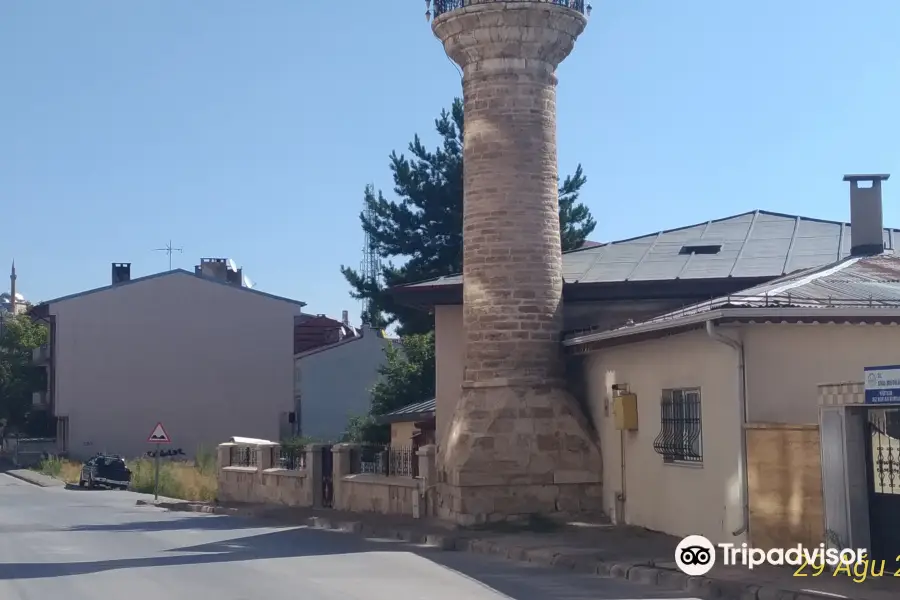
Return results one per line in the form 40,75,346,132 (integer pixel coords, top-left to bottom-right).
296,327,393,441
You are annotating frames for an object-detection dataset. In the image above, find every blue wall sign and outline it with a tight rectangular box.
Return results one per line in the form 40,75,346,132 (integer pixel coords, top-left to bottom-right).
865,365,900,404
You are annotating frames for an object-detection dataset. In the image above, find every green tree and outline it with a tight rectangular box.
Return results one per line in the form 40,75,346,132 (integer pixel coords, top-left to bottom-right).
343,333,436,444
341,98,597,335
0,314,48,431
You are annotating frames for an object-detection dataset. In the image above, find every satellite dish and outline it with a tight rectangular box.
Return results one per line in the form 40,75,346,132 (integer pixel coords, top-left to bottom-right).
225,258,238,272
242,275,255,289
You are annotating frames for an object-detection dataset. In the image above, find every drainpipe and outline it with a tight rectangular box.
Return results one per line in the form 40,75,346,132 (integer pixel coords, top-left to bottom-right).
705,320,750,538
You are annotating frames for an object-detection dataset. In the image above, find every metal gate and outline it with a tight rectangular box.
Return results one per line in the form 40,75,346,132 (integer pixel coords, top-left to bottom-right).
865,408,900,559
321,445,333,508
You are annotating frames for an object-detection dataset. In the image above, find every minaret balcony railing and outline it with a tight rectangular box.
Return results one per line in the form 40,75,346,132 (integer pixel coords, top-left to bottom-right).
431,0,589,19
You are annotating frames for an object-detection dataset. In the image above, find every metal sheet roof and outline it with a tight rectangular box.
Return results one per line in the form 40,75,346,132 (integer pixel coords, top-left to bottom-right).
400,210,900,289
598,253,900,330
382,398,436,417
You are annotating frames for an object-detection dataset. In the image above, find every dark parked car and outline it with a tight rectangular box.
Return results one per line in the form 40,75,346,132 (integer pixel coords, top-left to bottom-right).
79,454,131,489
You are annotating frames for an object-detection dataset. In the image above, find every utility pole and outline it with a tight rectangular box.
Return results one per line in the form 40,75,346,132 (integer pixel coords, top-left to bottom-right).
152,240,183,271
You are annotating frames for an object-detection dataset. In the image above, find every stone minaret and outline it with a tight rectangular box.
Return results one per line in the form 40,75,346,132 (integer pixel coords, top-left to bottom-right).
9,260,16,315
430,0,602,524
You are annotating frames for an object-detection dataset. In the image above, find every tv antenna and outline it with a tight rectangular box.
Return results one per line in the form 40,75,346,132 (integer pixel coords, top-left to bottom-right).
152,240,183,271
360,185,382,324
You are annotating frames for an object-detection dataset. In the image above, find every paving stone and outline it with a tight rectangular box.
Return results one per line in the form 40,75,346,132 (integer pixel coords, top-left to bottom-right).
627,566,660,585
740,585,761,600
656,569,689,590
504,545,529,561
609,563,631,579
524,547,558,566
551,554,577,569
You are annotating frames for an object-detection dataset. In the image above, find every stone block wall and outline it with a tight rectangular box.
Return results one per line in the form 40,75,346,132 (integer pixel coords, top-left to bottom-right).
216,441,318,508
746,423,825,550
332,444,438,518
216,441,439,518
335,474,418,515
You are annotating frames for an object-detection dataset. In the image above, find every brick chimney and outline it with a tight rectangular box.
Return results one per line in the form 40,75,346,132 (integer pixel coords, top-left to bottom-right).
194,258,243,286
843,174,889,256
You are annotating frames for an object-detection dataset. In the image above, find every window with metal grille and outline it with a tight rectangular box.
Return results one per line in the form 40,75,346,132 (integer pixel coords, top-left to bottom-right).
653,388,703,463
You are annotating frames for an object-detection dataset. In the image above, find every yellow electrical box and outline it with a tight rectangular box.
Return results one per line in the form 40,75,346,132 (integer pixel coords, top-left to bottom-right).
613,393,638,431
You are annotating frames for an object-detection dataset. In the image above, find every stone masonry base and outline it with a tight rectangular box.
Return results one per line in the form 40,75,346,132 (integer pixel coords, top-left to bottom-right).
438,382,603,525
440,481,604,526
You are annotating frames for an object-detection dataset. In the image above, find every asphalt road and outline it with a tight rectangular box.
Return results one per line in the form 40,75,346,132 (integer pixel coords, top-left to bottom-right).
0,473,697,600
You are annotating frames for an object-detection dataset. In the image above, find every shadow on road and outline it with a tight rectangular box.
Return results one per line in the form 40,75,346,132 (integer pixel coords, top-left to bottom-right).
0,517,690,600
63,484,106,492
65,514,267,533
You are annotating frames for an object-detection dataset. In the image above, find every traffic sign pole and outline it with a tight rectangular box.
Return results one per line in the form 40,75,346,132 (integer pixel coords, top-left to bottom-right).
146,422,171,502
154,450,160,501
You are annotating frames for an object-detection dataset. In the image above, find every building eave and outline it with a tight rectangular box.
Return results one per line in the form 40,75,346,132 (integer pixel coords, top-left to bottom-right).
375,411,436,425
35,269,307,309
563,307,900,352
389,276,775,310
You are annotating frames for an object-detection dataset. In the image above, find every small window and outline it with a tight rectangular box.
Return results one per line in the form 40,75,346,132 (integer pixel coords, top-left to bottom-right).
653,388,703,464
679,244,722,255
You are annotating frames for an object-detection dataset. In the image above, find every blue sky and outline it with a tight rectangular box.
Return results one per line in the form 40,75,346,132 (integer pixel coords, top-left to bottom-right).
2,1,899,321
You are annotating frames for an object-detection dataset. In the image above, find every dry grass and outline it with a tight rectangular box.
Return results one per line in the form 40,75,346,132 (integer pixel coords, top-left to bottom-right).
129,457,217,502
36,456,82,484
36,447,217,502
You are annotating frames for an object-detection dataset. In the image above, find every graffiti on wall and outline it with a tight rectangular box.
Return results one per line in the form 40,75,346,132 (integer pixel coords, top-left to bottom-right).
146,448,186,458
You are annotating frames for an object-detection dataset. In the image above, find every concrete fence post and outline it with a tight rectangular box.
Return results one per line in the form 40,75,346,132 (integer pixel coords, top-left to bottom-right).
256,443,275,485
217,444,232,469
216,443,234,493
306,443,326,508
331,443,358,510
417,445,437,517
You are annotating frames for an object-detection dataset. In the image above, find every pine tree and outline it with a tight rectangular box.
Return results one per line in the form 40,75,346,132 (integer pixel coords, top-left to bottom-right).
341,98,597,336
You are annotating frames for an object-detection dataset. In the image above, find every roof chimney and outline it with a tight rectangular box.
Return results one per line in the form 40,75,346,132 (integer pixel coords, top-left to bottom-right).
195,258,227,282
844,174,889,257
111,263,131,285
342,310,349,327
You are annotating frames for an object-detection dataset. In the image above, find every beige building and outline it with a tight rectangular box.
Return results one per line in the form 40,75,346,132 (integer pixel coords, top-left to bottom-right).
30,261,308,460
566,253,900,548
393,173,900,546
376,398,436,447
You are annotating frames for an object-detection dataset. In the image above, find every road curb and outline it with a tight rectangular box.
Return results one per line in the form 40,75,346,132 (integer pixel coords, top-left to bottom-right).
138,500,864,600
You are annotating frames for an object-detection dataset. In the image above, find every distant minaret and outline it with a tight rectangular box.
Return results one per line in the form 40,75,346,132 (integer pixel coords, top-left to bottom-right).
9,260,16,315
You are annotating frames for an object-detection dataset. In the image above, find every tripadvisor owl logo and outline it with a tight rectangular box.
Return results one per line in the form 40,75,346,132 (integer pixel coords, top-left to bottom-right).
675,535,716,576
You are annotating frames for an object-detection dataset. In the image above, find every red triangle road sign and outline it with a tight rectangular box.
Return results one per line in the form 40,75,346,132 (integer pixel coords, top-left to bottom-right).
147,422,171,444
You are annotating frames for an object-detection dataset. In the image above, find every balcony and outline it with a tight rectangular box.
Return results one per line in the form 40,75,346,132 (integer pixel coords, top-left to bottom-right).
32,391,48,408
431,0,590,19
32,344,49,364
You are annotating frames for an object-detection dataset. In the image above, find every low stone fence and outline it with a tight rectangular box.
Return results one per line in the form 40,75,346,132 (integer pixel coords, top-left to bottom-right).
217,441,323,508
333,444,436,516
216,439,437,518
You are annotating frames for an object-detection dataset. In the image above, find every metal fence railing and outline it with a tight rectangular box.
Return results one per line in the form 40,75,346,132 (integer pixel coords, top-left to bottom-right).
229,446,257,467
351,444,418,478
275,446,306,470
432,0,589,19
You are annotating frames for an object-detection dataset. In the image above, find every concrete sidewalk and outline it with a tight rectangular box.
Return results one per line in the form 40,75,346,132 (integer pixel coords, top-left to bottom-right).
1,468,66,487
137,500,898,600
